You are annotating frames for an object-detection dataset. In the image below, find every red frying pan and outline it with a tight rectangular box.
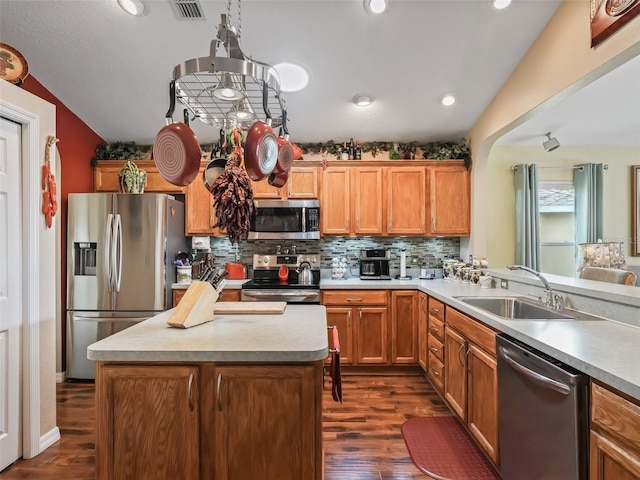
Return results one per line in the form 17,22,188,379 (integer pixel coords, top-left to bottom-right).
273,109,294,175
244,83,278,181
153,81,201,186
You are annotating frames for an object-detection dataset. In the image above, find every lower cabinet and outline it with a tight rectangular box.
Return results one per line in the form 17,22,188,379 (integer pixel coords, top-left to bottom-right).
95,362,323,480
590,382,640,480
427,297,446,394
95,365,200,480
390,291,419,364
322,290,389,365
173,287,241,307
444,308,499,466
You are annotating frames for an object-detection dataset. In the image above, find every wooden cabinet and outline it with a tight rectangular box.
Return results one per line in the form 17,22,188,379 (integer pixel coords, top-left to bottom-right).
590,382,640,480
205,364,322,480
95,365,200,480
320,166,384,236
427,297,446,394
252,166,319,199
427,165,470,235
418,292,428,372
444,308,499,465
93,160,187,193
386,166,426,235
390,291,419,364
322,290,389,365
185,161,223,236
173,288,241,307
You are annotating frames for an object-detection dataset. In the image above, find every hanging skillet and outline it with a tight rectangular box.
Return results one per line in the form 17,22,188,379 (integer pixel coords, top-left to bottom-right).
203,128,228,193
153,81,201,186
272,109,294,176
244,83,278,181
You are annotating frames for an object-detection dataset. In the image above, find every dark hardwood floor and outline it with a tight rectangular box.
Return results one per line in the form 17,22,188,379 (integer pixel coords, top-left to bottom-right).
1,373,450,479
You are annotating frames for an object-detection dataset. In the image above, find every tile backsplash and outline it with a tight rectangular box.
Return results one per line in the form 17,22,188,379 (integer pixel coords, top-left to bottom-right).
203,236,460,273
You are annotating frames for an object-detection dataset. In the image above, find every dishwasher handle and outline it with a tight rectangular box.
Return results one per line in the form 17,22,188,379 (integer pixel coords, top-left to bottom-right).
498,346,571,395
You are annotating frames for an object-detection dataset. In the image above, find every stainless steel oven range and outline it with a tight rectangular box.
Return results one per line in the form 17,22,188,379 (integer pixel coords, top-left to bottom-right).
241,253,321,303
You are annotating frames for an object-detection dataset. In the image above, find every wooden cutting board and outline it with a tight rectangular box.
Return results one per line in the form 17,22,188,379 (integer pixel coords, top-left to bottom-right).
214,301,287,314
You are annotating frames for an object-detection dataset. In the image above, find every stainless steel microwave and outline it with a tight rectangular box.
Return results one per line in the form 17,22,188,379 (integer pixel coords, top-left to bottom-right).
249,200,321,240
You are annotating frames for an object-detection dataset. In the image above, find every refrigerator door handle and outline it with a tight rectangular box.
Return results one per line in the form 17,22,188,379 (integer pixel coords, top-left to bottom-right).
73,315,152,323
104,213,114,292
114,214,123,292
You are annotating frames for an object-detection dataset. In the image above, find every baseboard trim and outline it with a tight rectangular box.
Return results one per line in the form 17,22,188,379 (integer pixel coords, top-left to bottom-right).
39,426,60,453
56,371,66,384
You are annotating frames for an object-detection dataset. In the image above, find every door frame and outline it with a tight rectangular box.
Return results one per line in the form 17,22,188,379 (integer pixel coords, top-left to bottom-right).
1,98,44,458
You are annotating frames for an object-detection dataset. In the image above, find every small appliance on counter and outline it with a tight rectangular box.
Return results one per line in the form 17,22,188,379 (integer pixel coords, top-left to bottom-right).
242,252,321,303
359,249,391,280
395,248,412,280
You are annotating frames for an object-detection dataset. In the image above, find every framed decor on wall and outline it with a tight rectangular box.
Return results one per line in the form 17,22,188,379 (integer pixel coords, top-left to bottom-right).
633,165,640,256
591,0,640,48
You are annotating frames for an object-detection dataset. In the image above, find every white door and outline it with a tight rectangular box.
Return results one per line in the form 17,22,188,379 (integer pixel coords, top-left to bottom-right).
0,117,23,471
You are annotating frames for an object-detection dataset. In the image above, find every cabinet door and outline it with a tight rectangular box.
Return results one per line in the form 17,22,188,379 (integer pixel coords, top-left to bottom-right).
590,431,640,480
218,289,241,302
418,292,428,372
444,327,467,420
467,344,499,465
427,165,470,235
352,167,384,235
391,291,418,364
95,365,199,480
185,164,218,235
252,178,283,199
386,166,426,235
321,167,351,234
214,365,319,480
173,288,187,307
356,306,388,364
326,307,353,365
287,167,319,198
94,160,186,193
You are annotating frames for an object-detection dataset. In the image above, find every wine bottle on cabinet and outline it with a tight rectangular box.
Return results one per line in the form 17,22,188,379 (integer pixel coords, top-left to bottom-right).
341,142,349,160
354,140,362,160
349,138,355,160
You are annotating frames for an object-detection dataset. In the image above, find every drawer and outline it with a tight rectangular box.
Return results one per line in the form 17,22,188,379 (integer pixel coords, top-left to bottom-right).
427,335,444,363
592,382,640,450
321,290,388,306
428,316,445,342
428,297,445,322
427,353,444,393
446,307,496,356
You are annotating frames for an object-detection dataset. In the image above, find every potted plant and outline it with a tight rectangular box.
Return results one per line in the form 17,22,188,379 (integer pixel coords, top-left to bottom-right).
118,161,147,193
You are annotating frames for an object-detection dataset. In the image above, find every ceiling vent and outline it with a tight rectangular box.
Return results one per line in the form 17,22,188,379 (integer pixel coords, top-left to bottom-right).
170,0,205,20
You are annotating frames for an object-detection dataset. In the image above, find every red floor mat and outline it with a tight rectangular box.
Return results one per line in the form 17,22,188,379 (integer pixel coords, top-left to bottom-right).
401,416,500,480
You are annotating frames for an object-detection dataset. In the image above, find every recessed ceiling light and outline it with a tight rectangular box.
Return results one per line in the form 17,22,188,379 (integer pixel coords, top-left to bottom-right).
364,0,388,14
117,0,145,16
272,63,309,92
353,94,373,107
439,93,457,106
492,0,512,10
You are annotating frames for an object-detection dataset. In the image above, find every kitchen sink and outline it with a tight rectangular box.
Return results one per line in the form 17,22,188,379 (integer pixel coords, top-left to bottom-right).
454,296,575,320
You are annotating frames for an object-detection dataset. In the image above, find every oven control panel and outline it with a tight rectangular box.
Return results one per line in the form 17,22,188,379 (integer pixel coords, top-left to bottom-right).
252,253,320,269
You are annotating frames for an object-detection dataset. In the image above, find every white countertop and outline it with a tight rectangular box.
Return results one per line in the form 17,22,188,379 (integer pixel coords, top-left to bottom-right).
321,277,640,399
88,304,328,363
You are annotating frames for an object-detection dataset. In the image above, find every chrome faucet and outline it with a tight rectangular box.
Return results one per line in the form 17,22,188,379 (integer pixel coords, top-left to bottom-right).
507,265,565,310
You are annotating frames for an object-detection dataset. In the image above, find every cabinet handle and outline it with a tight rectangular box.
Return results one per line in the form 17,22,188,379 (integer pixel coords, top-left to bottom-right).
216,373,222,411
346,216,350,230
429,307,440,315
389,215,393,230
432,216,435,230
356,216,360,231
430,368,440,377
429,326,439,334
188,372,194,411
347,298,363,302
429,346,438,354
458,343,466,368
359,309,362,321
348,310,352,327
465,349,471,371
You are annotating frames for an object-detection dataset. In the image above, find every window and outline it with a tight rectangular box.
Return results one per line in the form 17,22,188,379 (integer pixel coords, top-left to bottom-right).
538,181,575,276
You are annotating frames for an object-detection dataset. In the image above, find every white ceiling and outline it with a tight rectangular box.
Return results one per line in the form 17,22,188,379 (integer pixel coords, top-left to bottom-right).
1,0,637,148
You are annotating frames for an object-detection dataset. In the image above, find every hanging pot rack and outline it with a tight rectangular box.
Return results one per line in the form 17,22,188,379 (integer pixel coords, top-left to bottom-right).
171,13,286,132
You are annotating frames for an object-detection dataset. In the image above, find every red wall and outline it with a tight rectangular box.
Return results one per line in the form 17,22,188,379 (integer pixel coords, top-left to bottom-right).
22,76,104,372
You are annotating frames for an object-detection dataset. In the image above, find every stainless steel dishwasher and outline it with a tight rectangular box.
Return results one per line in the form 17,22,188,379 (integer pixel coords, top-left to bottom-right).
497,334,589,480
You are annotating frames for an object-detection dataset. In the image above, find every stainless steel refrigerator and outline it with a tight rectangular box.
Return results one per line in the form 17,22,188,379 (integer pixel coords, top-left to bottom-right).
66,193,188,379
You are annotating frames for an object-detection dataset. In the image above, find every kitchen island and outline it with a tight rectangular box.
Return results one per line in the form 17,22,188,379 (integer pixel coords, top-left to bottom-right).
88,305,328,480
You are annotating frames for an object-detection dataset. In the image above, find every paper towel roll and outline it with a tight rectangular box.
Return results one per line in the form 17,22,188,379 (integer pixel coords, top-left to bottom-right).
400,249,407,278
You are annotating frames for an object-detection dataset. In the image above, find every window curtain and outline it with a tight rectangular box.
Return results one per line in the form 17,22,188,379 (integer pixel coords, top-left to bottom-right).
574,163,604,269
514,164,540,270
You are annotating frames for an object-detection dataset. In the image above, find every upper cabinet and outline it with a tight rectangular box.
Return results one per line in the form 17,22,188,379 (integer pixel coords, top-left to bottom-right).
427,165,470,236
320,161,468,237
94,160,186,193
252,166,319,199
185,161,225,236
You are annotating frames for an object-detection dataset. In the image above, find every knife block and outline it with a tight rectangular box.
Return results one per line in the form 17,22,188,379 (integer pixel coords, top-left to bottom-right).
167,281,219,329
